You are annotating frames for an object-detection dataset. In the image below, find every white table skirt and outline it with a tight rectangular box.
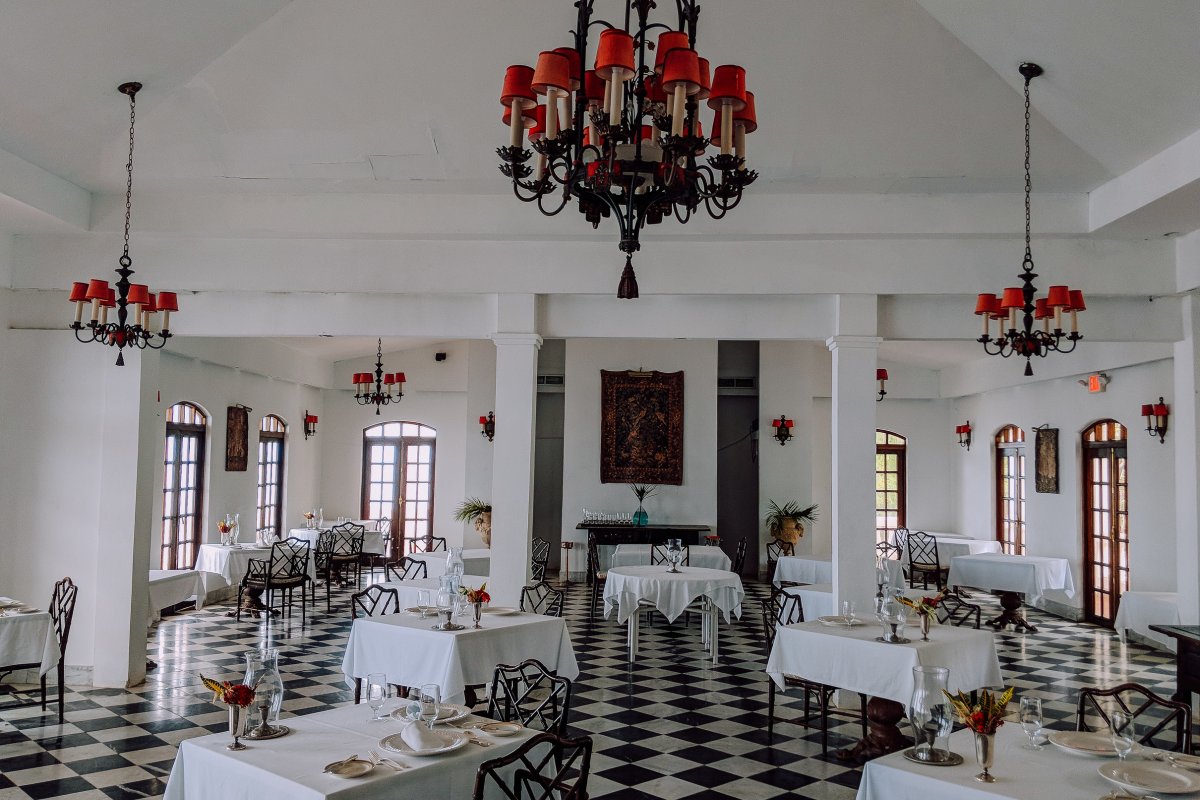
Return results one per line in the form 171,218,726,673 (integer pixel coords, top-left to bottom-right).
772,555,832,586
857,724,1118,800
342,610,578,705
766,620,1003,705
907,536,1002,566
289,528,388,556
603,565,744,624
148,570,204,625
411,549,491,578
195,544,318,590
947,553,1075,604
784,583,945,623
1114,591,1181,651
611,544,732,571
0,609,60,676
375,576,489,610
164,702,535,800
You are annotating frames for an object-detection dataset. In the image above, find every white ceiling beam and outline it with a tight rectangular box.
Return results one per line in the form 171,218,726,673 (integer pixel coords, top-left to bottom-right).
1089,127,1200,239
0,146,90,232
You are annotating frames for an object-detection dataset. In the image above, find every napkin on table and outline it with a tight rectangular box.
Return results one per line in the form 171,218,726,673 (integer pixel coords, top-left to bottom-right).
401,721,444,751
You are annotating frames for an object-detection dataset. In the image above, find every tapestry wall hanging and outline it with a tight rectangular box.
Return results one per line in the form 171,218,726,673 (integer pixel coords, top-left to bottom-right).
225,405,249,472
600,370,684,485
1034,425,1059,494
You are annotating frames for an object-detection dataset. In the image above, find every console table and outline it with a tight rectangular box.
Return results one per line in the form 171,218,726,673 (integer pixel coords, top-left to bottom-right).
1149,625,1200,706
577,522,711,547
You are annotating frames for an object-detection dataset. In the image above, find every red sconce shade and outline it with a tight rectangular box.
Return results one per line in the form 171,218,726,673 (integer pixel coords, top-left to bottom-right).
707,65,747,110
1045,285,1070,307
974,294,1000,316
85,279,110,301
303,411,318,440
532,50,571,96
654,31,691,73
1068,290,1086,311
661,48,702,94
956,422,973,450
127,284,149,305
68,282,89,302
1000,288,1025,310
876,369,888,381
479,411,496,442
157,292,179,312
1143,397,1169,443
770,414,794,445
501,65,537,109
594,29,636,79
734,91,757,133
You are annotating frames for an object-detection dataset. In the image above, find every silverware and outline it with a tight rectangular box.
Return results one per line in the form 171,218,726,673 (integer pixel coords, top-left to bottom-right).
322,754,358,773
367,749,407,771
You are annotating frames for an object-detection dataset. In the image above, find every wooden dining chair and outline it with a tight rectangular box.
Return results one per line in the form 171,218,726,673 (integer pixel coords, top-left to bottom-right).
531,537,551,583
384,556,427,582
587,540,607,621
471,731,592,800
359,518,390,583
44,577,78,723
405,535,447,554
1076,682,1193,752
765,539,794,578
732,536,747,575
328,522,366,587
935,589,982,629
520,581,564,617
906,531,948,589
349,585,401,703
236,538,310,624
486,658,573,737
650,543,690,567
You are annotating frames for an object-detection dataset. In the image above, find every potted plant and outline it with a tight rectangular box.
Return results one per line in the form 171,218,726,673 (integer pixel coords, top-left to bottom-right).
765,500,819,544
453,498,492,547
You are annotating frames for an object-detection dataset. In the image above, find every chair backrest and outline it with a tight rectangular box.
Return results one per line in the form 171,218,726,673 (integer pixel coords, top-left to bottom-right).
732,537,747,574
351,585,401,620
765,539,794,563
384,556,428,582
531,537,550,582
650,543,690,566
270,538,311,577
907,531,940,570
703,534,722,546
936,590,981,629
758,590,804,654
587,540,604,577
329,523,365,556
471,731,592,800
893,527,910,554
1076,682,1193,752
520,581,564,617
49,577,78,652
875,540,901,561
487,658,573,737
405,535,447,553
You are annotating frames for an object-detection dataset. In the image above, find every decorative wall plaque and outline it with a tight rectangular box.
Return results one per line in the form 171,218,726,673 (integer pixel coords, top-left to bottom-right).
225,405,249,472
600,370,684,485
1034,426,1059,494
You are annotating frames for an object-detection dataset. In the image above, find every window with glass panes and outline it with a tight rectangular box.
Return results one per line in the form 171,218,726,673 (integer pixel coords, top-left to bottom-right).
1083,420,1129,626
875,430,907,544
162,402,207,570
256,415,286,541
362,422,436,552
995,424,1026,554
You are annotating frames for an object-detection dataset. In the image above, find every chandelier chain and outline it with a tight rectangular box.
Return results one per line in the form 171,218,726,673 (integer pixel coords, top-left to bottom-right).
123,89,136,261
1023,72,1032,270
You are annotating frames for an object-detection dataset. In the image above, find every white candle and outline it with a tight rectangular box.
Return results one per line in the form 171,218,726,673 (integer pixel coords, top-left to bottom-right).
100,305,109,326
509,98,523,149
734,121,747,169
610,75,624,127
535,153,547,181
161,310,171,332
602,80,611,125
74,301,85,325
559,93,572,132
1053,307,1063,331
981,314,990,337
90,298,100,323
1070,308,1079,333
1008,308,1017,331
720,102,733,155
671,85,686,136
545,92,560,140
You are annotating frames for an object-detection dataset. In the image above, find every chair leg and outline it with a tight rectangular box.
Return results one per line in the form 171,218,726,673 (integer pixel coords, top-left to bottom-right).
57,662,65,724
235,584,244,622
767,680,775,742
40,673,46,711
354,677,362,704
818,689,831,755
859,693,868,739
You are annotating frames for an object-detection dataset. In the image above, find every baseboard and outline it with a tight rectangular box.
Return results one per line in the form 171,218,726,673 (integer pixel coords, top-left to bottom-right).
5,664,92,686
1037,597,1084,621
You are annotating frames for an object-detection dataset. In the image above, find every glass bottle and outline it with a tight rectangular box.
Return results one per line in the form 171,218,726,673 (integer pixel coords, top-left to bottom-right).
435,576,455,628
878,588,908,642
446,547,465,580
908,666,955,762
242,648,285,732
232,512,240,545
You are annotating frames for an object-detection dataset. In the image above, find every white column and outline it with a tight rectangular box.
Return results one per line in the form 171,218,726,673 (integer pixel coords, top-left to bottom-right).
489,333,542,606
1175,296,1200,624
826,335,881,614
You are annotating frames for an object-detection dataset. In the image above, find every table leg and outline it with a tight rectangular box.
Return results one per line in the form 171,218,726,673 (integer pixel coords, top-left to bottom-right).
226,587,273,618
627,613,639,664
985,591,1038,633
834,697,909,764
710,607,720,666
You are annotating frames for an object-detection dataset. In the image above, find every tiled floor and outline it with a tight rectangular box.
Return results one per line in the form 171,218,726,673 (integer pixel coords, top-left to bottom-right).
0,579,1178,799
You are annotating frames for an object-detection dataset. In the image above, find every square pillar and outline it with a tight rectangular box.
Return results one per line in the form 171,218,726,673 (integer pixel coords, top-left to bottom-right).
1175,296,1200,624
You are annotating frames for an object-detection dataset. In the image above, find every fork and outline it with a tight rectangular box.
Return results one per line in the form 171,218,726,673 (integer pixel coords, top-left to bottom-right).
367,749,407,771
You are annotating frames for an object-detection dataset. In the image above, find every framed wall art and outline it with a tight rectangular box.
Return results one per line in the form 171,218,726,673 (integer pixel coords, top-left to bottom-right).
1034,425,1059,494
600,369,684,485
225,405,250,472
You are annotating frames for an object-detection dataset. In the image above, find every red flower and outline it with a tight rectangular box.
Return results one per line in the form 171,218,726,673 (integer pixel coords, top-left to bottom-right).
970,711,985,729
224,684,255,706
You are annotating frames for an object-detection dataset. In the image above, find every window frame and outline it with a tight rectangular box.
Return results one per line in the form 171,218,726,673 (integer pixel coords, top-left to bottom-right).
360,421,437,552
161,402,208,570
875,429,907,544
995,424,1027,555
256,414,287,541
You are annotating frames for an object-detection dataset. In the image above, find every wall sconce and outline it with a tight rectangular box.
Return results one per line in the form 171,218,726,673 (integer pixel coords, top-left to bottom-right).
876,368,888,402
770,414,794,446
479,411,495,442
955,421,972,450
1141,398,1169,443
303,411,318,440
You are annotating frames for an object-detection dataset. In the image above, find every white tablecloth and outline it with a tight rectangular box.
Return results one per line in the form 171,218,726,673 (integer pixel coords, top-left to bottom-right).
148,570,204,625
603,565,744,624
289,528,388,556
858,724,1121,800
772,555,832,586
907,536,1002,566
766,620,1003,704
783,582,836,620
342,610,578,705
164,702,535,800
611,544,732,571
947,553,1075,604
375,576,489,611
0,608,60,676
195,544,317,589
1114,591,1181,652
411,549,491,578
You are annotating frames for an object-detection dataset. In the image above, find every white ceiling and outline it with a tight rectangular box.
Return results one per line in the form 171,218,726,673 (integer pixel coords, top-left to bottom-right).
267,336,446,362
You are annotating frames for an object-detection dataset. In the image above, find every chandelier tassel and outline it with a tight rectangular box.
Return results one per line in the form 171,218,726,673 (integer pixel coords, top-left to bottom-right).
616,256,639,299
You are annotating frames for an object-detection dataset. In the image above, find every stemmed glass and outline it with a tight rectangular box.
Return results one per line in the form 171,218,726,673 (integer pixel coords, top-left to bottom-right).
1110,710,1136,760
419,684,441,731
1019,696,1043,750
416,589,430,619
366,673,389,721
841,600,856,629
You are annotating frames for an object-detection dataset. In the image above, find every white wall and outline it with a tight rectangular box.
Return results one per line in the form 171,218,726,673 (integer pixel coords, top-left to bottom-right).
560,339,719,553
876,398,958,533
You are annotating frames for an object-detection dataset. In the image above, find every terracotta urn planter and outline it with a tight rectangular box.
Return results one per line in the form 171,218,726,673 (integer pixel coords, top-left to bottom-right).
474,511,492,547
773,519,805,544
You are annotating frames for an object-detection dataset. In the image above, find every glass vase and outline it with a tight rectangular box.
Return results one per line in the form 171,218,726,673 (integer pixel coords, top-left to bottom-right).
446,547,465,580
242,648,284,732
226,705,246,750
473,600,483,629
919,613,932,641
633,504,648,527
907,666,955,763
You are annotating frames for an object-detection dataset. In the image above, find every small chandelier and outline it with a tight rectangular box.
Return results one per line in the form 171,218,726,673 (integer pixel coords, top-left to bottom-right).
479,412,496,442
1141,398,1169,444
352,339,405,415
973,63,1084,376
956,422,973,450
69,82,177,366
770,415,793,446
876,369,888,402
497,0,757,299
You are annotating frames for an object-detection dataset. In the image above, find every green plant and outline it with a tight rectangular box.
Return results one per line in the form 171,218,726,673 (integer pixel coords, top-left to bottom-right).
453,497,492,523
629,484,658,503
764,500,819,534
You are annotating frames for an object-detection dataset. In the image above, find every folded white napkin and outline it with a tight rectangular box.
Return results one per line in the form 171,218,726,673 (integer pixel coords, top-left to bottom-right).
401,721,444,751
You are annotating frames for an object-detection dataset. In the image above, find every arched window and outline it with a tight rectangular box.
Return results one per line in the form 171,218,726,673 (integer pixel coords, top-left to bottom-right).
995,425,1026,555
256,415,287,541
875,430,907,544
1083,419,1129,626
162,402,207,570
363,422,437,551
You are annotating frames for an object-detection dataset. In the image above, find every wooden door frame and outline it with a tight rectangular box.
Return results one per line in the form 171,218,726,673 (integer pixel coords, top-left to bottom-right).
1081,421,1129,627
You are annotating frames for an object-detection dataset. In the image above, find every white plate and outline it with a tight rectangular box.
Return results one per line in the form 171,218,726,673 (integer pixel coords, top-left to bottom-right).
1046,730,1121,757
482,606,518,616
477,721,522,737
379,729,469,757
816,616,865,627
324,758,374,778
15,607,38,614
1169,752,1200,771
389,703,471,725
1098,762,1200,795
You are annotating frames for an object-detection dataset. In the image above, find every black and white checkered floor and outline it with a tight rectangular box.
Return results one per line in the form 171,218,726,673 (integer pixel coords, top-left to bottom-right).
0,579,1179,799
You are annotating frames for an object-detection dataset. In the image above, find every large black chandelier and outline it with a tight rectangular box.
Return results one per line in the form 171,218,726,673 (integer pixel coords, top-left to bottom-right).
352,339,405,415
497,0,757,298
973,64,1084,376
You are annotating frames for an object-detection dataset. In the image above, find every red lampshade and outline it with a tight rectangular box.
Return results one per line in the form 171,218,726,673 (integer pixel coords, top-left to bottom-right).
127,283,149,305
643,75,667,104
710,110,723,143
353,372,368,385
954,425,963,434
661,48,701,95
552,46,582,90
306,414,318,424
100,288,116,308
383,373,396,385
479,416,488,425
1068,289,1086,311
963,423,972,432
639,124,655,143
502,106,536,129
500,65,536,109
1045,285,1070,307
583,70,605,103
144,293,157,313
594,29,635,79
876,368,888,381
697,58,711,100
1153,402,1169,416
1000,287,1025,310
1034,297,1050,319
654,31,691,73
85,279,110,301
974,293,1000,316
394,372,406,383
707,65,747,111
68,282,89,302
529,104,549,140
1141,404,1154,417
734,91,757,133
532,50,571,96
785,419,794,428
157,291,179,312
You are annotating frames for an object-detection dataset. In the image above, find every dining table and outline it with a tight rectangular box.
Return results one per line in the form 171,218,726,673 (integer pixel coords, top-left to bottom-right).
147,569,204,626
610,543,732,571
906,535,1002,566
289,527,389,555
772,554,832,586
603,565,744,665
1114,591,1181,651
947,553,1075,632
375,576,490,611
163,701,536,800
342,608,578,706
410,549,491,578
0,600,60,678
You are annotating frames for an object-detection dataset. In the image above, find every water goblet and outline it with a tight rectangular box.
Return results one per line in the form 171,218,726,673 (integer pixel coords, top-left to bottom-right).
419,684,441,730
405,687,423,722
1110,710,1136,760
1019,696,1043,750
366,673,389,721
416,589,431,619
841,600,856,628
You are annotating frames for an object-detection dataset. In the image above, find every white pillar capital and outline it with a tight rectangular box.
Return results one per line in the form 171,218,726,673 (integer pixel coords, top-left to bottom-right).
825,335,883,352
491,333,543,349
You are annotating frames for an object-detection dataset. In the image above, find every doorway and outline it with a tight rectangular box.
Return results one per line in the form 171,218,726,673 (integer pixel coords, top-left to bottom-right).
1082,420,1129,626
717,395,759,573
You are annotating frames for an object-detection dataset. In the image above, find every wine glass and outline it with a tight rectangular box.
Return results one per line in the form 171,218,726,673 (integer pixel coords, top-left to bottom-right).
405,687,423,722
419,684,441,730
1019,696,1043,749
841,600,856,628
1110,710,1136,760
366,673,389,721
416,589,431,619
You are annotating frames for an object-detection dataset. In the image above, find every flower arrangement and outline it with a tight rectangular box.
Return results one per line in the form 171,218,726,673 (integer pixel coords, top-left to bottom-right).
216,519,233,534
460,583,490,604
201,674,256,707
303,511,315,521
898,590,946,618
942,687,1014,734
629,484,658,503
